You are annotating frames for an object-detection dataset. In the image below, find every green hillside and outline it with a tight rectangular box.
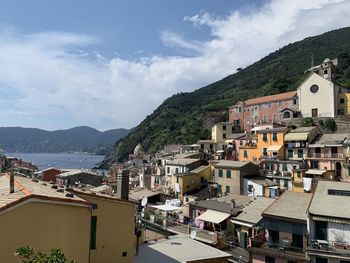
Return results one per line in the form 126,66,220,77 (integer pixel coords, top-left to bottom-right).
100,27,350,168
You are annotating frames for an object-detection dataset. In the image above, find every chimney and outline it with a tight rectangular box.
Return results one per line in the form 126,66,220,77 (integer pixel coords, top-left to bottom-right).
10,173,14,194
116,169,129,200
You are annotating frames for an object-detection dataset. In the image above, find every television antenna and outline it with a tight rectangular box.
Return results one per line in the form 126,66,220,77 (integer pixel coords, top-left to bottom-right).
141,196,148,207
189,230,197,240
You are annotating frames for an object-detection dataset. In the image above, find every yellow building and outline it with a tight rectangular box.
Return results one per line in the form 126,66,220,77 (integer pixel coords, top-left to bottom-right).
0,174,136,263
339,93,350,115
239,127,288,162
73,190,136,263
0,174,91,263
171,166,211,200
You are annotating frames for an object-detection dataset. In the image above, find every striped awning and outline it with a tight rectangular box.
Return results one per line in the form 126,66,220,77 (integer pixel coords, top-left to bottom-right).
267,145,283,152
196,209,231,224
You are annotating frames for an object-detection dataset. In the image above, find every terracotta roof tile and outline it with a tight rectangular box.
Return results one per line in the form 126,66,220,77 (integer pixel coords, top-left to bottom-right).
244,91,297,106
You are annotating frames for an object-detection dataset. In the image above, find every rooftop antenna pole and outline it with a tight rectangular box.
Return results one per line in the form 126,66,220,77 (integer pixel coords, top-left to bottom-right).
311,53,314,69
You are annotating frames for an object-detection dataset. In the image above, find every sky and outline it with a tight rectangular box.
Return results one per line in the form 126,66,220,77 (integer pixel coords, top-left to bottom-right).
0,0,350,131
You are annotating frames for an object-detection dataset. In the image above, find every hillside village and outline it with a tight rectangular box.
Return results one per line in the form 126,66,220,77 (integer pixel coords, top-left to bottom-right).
1,58,350,263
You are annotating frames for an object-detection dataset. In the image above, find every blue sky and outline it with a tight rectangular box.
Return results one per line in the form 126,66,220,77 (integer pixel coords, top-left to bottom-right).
0,0,349,131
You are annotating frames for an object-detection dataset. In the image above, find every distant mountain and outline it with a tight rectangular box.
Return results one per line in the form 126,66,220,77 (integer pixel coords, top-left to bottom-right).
0,126,130,154
100,27,350,168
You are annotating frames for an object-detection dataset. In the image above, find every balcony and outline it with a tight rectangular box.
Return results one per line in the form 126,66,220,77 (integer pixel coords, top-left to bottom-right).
307,239,350,258
306,152,344,159
248,233,308,262
163,218,225,245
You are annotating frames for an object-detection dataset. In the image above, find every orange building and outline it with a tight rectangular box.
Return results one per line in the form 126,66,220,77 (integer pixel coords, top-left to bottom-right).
239,127,289,162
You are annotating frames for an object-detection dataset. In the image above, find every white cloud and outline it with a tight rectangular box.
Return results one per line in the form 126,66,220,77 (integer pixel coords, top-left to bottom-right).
0,0,350,130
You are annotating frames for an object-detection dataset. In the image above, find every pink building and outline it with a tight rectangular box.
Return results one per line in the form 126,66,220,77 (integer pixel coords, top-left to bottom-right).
306,134,347,179
229,91,299,131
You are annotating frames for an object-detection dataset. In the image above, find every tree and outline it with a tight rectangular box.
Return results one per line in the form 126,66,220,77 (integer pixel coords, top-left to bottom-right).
15,246,76,263
324,118,337,132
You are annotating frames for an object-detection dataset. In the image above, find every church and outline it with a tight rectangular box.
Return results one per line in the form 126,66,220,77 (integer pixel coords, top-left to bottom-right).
297,58,350,118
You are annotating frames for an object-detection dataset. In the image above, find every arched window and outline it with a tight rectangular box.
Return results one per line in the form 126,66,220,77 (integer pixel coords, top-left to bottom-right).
283,111,291,119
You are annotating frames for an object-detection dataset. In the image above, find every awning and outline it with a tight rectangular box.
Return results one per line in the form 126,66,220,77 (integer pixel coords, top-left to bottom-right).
305,169,326,175
267,145,283,152
284,132,309,141
196,209,231,224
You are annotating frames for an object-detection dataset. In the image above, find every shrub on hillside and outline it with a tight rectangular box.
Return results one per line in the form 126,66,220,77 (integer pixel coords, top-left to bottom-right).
324,118,337,131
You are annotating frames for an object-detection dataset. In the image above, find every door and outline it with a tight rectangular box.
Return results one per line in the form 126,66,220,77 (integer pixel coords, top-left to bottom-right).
312,108,318,117
315,221,328,240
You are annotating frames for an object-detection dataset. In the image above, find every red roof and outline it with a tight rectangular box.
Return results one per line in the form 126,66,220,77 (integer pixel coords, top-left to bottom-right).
244,91,297,106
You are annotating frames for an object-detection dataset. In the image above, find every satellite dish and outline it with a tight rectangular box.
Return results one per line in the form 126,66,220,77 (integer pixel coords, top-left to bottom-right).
189,230,197,240
141,196,148,207
175,183,181,193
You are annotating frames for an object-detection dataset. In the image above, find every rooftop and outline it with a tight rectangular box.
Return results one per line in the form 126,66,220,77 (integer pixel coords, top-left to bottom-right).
191,199,240,214
211,160,254,169
166,158,200,166
262,191,312,223
213,193,253,207
135,235,231,263
232,197,275,226
0,174,89,212
56,169,100,177
129,188,162,201
247,177,279,187
308,181,350,220
311,133,349,146
244,91,297,106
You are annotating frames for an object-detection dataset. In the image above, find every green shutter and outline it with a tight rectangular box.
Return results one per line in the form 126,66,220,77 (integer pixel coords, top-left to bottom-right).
90,216,97,249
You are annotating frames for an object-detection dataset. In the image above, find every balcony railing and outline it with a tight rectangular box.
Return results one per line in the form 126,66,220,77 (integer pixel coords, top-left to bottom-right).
163,218,225,244
307,153,344,159
308,239,350,254
249,234,305,255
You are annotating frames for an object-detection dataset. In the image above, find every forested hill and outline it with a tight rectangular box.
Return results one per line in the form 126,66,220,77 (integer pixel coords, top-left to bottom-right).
0,126,129,154
100,27,350,168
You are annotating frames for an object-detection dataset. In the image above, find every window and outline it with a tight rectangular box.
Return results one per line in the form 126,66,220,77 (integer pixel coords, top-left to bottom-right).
240,140,243,146
272,133,277,141
226,170,232,178
218,169,223,177
226,185,230,193
292,234,303,248
265,256,275,263
243,150,248,158
210,144,213,150
268,103,272,108
122,252,127,257
284,179,288,188
175,168,179,174
263,148,267,156
90,216,97,249
278,101,283,106
223,125,226,130
328,189,350,196
340,98,345,104
223,133,226,139
217,184,222,194
288,149,293,158
263,133,268,142
297,149,303,158
167,167,170,173
263,115,268,123
238,107,242,112
293,99,297,105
